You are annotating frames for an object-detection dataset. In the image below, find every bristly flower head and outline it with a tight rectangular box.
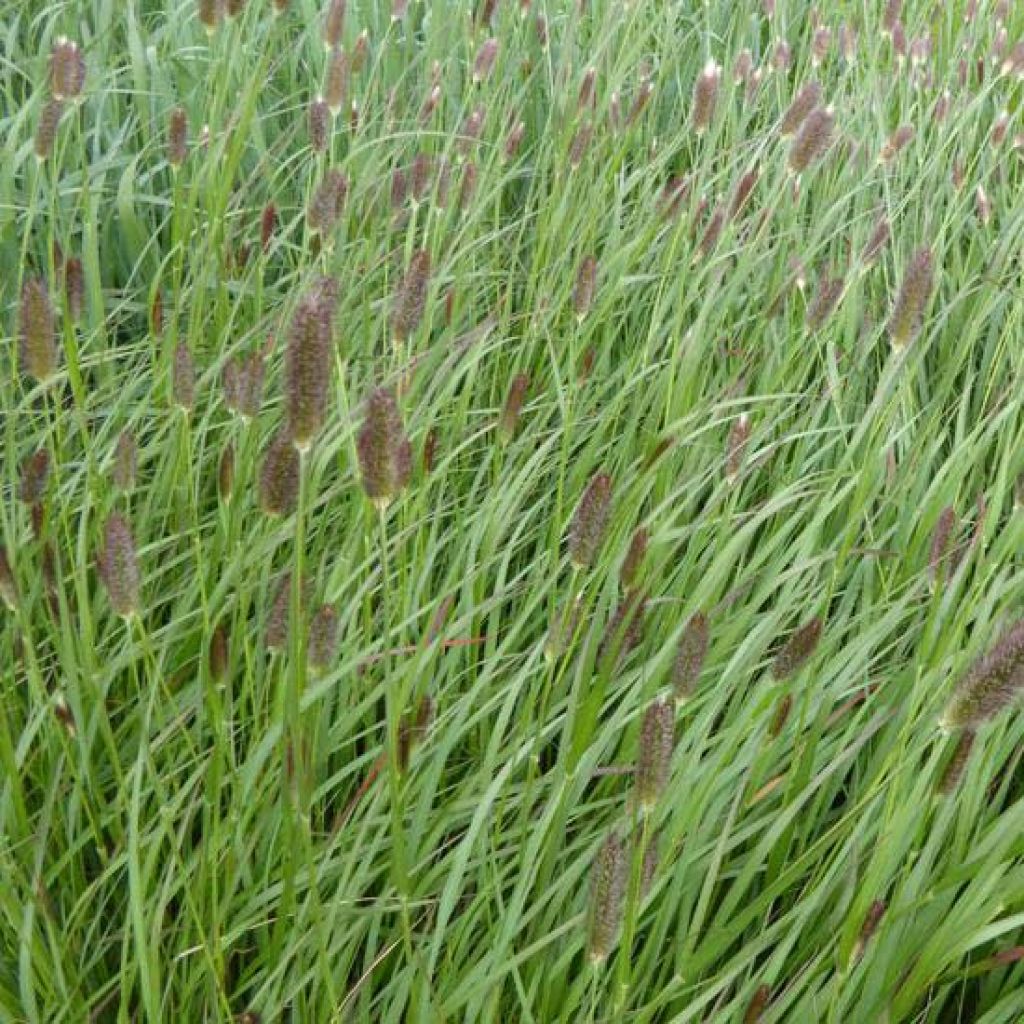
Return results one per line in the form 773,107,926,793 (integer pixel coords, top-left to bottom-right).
672,611,709,703
168,106,188,168
691,59,721,134
258,431,300,516
0,546,18,611
573,254,597,320
307,169,348,234
780,81,821,136
308,603,340,671
209,623,229,681
357,387,412,510
199,0,223,33
861,215,890,267
223,349,266,420
19,449,51,505
887,246,934,351
265,571,310,650
98,512,141,618
544,595,582,662
851,900,887,966
172,343,196,412
473,37,499,84
726,413,751,482
805,275,845,331
309,96,330,152
568,472,613,569
35,99,63,160
936,729,975,795
497,373,530,443
636,698,674,812
323,0,346,47
771,616,823,679
392,249,430,343
113,430,138,492
64,256,84,321
19,276,59,382
939,619,1024,730
325,46,349,114
50,38,85,100
600,589,647,668
586,830,627,965
928,505,957,584
788,105,835,175
620,527,649,589
285,285,335,450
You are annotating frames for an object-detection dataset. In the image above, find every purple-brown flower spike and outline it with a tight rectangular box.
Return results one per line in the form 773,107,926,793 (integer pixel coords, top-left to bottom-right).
19,276,58,382
473,38,498,84
744,985,771,1023
788,106,835,175
19,449,51,505
937,729,975,795
691,59,721,134
325,47,349,114
64,256,84,322
771,616,823,679
726,413,751,483
620,527,649,589
307,169,348,234
324,0,346,47
285,289,334,451
939,620,1024,731
172,343,196,412
309,96,330,152
805,275,845,331
199,0,223,33
861,215,890,266
113,430,138,492
636,698,674,813
497,373,530,443
780,81,821,136
357,388,412,511
573,255,597,320
98,513,141,618
887,246,933,351
672,611,708,703
308,603,340,671
392,249,430,344
851,900,887,966
168,106,188,168
258,431,300,516
34,99,64,161
928,505,957,585
568,472,613,569
50,38,85,100
586,830,627,965
209,624,229,681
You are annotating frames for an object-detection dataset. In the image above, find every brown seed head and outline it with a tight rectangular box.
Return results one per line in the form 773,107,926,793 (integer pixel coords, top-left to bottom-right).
473,38,499,84
939,620,1024,730
218,442,235,501
325,46,349,114
671,611,708,702
172,343,196,411
168,107,188,167
691,59,721,134
19,276,58,382
209,624,229,681
98,513,141,618
308,603,340,671
113,430,138,492
937,729,975,795
357,388,412,510
620,527,649,589
34,99,64,160
772,616,823,679
309,96,330,152
392,249,430,342
497,373,530,443
806,275,844,331
285,287,334,450
788,106,835,175
0,547,18,611
726,413,751,481
324,0,346,46
887,246,934,351
19,449,51,505
879,123,914,163
861,215,890,266
50,38,85,100
744,985,771,1023
573,254,598,319
63,256,84,321
568,472,613,568
307,169,348,234
811,26,831,65
586,830,627,965
199,0,223,33
928,505,957,584
780,81,821,136
636,698,674,812
258,431,300,516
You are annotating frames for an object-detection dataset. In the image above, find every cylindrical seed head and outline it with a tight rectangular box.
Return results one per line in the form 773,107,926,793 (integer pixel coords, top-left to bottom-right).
199,0,223,33
887,246,934,351
788,106,835,175
19,449,51,505
691,59,721,134
497,373,530,443
98,512,141,618
771,616,823,679
726,413,751,481
636,698,674,812
861,215,890,266
568,472,613,568
258,431,300,516
473,38,499,84
218,442,235,502
34,99,64,161
19,276,59,382
357,388,412,510
744,985,771,1023
323,0,346,47
168,106,188,168
939,620,1024,730
50,38,86,100
936,729,975,795
113,430,138,492
573,254,597,320
209,624,229,681
325,47,349,114
0,547,18,611
391,249,430,342
308,603,340,671
928,505,957,584
309,96,330,153
586,830,627,965
620,527,649,589
671,611,709,703
172,343,196,411
63,256,84,321
307,169,348,234
780,81,821,136
805,275,845,331
285,288,334,450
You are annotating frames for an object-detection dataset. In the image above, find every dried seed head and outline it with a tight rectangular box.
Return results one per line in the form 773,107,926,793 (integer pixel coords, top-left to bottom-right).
861,215,890,266
788,105,835,175
458,160,477,212
928,505,957,584
63,256,84,321
218,442,235,501
98,513,141,618
325,47,349,114
851,900,887,965
726,413,751,481
19,449,51,505
309,96,330,152
780,80,821,136
573,254,598,319
473,37,499,84
697,203,726,258
730,166,759,219
223,350,267,419
568,472,613,568
691,59,721,134
285,287,334,450
671,611,708,703
733,49,754,85
209,624,229,681
392,249,430,342
639,829,660,898
308,603,340,670
324,0,346,46
937,729,975,795
578,66,597,109
168,107,188,168
258,432,300,516
772,616,823,679
226,0,246,17
1001,41,1024,78
419,82,441,123
659,175,691,219
458,106,486,155
586,830,627,965
806,275,844,331
351,28,369,72
199,0,223,33
991,110,1010,149
497,373,530,443
50,38,86,101
636,698,674,812
879,123,914,163
34,99,63,161
357,388,412,510
0,547,18,611
172,343,196,411
19,276,58,382
882,0,900,34
939,620,1024,730
811,26,831,65
620,527,649,589
887,246,934,351
113,430,138,492
307,169,348,234
627,76,653,126
434,157,453,209
744,985,771,1023
397,695,436,771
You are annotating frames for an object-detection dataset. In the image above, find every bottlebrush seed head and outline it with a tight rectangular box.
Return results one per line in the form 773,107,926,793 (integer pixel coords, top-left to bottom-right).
308,603,340,671
258,431,300,516
113,430,138,492
226,0,246,17
265,571,308,650
307,169,348,234
325,47,348,114
19,449,51,505
324,0,346,47
98,512,141,618
497,373,530,442
768,693,793,737
410,152,433,204
285,291,333,451
937,729,975,795
573,254,597,320
458,106,486,156
568,120,593,168
50,38,86,100
586,830,627,965
733,49,753,85
578,66,597,109
352,28,369,72
568,472,613,568
19,276,58,382
459,160,478,212
879,123,914,163
209,624,229,681
806,275,844,331
357,387,412,510
392,249,430,342
172,343,196,411
473,37,498,84
691,59,721,134
788,105,835,175
199,0,223,33
780,81,821,136
811,26,831,66
224,350,266,419
772,616,823,679
840,23,857,64
939,619,1024,730
0,547,18,611
887,246,934,351
309,96,330,152
772,39,792,73
620,527,649,589
218,442,235,501
928,505,957,583
861,215,890,266
636,698,674,812
260,202,278,253
34,99,64,161
168,107,188,168
730,166,760,219
672,611,708,703
422,427,438,475
64,256,84,321
726,413,751,481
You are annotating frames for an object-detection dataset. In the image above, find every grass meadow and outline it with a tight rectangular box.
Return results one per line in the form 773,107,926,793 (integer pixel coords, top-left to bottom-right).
3,0,1024,1020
